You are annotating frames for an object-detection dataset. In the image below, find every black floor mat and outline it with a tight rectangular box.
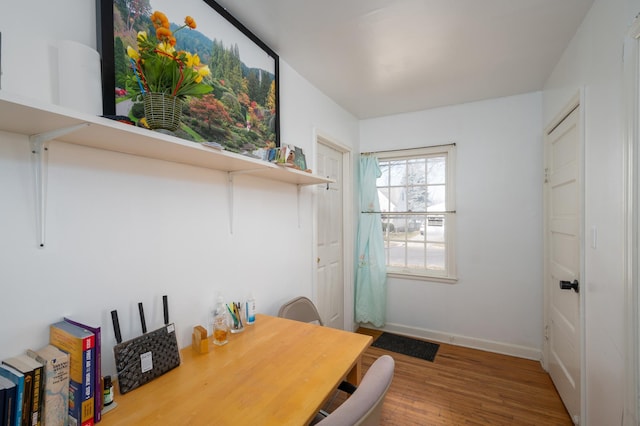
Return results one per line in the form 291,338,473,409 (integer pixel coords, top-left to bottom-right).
372,332,440,362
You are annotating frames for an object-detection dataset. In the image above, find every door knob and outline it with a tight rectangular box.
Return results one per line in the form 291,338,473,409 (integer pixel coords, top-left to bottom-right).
559,279,579,293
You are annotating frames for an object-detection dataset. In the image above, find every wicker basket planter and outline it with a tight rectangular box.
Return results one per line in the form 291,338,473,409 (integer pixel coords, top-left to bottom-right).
143,92,183,131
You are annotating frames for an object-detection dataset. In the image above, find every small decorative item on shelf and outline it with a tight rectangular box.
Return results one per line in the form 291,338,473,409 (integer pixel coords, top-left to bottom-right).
125,11,212,131
272,144,312,172
101,115,135,126
264,141,278,162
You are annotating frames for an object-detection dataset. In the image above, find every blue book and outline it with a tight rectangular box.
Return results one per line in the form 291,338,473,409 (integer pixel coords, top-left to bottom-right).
0,376,17,426
3,354,44,426
0,386,5,426
0,364,24,426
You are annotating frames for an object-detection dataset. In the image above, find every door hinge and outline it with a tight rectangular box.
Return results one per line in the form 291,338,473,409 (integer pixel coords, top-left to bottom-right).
544,324,550,341
544,168,549,183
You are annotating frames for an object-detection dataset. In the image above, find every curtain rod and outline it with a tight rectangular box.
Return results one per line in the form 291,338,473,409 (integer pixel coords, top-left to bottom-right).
361,210,456,214
361,142,456,156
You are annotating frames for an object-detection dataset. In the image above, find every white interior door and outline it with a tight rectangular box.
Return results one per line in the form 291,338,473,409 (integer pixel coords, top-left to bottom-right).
544,105,582,424
316,141,344,329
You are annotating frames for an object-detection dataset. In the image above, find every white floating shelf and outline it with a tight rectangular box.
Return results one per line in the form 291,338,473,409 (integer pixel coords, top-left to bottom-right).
0,91,333,186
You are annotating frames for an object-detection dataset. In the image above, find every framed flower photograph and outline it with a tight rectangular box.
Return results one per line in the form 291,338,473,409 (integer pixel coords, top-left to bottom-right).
97,0,280,153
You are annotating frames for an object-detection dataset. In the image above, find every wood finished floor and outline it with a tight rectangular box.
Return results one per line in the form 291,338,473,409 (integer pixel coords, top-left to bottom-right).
332,328,572,425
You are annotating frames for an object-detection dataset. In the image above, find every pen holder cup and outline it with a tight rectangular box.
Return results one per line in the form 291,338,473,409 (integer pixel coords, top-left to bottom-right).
229,305,245,334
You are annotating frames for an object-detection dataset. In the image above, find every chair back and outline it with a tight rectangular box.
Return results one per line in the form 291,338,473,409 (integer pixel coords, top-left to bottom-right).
278,296,324,325
315,355,395,426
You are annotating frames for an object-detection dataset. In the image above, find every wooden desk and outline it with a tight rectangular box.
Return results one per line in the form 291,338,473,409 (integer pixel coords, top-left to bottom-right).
101,314,372,425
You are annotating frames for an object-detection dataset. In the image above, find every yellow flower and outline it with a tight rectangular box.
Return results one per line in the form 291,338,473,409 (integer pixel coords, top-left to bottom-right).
138,117,150,128
127,46,139,60
137,31,147,42
197,65,210,77
192,53,201,67
157,42,176,55
184,52,194,67
194,65,210,83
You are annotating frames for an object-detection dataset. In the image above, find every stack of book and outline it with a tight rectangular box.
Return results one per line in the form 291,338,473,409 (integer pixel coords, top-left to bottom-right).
1,318,103,426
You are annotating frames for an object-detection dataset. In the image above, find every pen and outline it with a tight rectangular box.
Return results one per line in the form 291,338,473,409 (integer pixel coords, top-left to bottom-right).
226,304,238,326
235,302,243,327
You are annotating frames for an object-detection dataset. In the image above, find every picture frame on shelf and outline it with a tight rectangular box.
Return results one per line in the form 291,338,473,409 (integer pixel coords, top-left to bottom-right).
293,146,306,171
96,0,280,153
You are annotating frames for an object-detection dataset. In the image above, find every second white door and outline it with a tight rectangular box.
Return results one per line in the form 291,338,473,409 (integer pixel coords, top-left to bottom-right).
544,104,582,424
316,141,344,329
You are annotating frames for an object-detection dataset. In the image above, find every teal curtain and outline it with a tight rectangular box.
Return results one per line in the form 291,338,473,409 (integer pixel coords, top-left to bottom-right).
354,156,387,327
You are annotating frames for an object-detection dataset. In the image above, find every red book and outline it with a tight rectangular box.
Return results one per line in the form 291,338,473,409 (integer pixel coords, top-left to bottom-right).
64,318,101,423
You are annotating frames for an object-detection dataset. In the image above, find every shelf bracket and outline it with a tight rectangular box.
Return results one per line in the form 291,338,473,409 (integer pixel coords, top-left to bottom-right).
297,184,302,228
226,168,267,234
29,123,90,248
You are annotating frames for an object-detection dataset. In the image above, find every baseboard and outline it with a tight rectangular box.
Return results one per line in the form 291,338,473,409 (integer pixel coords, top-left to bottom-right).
363,322,542,361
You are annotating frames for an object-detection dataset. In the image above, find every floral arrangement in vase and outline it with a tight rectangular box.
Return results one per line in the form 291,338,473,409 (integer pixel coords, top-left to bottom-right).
126,11,213,100
125,11,213,131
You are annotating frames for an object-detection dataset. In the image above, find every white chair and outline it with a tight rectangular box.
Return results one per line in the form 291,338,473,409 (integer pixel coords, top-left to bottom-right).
314,354,395,426
277,296,324,325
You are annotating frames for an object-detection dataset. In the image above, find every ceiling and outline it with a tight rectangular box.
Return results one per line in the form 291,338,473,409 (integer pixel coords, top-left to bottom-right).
214,0,595,119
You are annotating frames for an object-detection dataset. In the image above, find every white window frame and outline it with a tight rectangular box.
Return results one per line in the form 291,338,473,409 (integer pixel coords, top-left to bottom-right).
376,145,457,283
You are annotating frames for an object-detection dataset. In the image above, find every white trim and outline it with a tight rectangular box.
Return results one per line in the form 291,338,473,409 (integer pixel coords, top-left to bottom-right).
623,25,639,426
578,88,588,426
386,272,457,284
371,322,541,361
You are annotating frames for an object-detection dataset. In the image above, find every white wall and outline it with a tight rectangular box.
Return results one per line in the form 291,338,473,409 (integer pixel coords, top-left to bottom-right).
0,0,359,377
359,92,544,359
0,0,98,105
543,0,640,423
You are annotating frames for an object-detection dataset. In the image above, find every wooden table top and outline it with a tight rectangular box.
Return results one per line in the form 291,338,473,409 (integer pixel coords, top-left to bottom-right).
100,314,372,426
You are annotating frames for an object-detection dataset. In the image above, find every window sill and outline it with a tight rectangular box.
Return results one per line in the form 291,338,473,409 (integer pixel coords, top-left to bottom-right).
386,272,458,284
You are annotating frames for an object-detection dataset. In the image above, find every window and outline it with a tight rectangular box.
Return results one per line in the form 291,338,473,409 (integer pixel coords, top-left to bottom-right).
375,145,456,281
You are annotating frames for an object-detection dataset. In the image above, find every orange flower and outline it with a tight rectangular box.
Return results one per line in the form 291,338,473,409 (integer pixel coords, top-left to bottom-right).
185,16,196,29
156,27,173,42
150,11,170,29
